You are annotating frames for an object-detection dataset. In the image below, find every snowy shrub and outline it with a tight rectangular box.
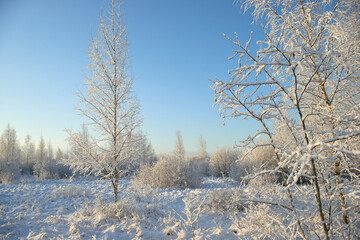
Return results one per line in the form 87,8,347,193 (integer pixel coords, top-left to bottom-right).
229,159,253,183
209,147,239,177
204,188,245,212
69,192,166,238
247,145,277,168
133,154,201,189
161,212,183,237
247,174,280,193
33,160,56,180
67,198,140,238
33,159,72,180
231,203,299,239
230,145,278,183
132,163,159,189
52,185,90,198
19,163,34,176
178,194,206,239
134,131,201,189
188,155,209,177
0,160,20,184
243,175,288,204
78,198,138,223
26,231,49,240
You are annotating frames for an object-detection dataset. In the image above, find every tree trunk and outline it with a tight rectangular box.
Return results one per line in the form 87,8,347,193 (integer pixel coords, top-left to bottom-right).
319,81,349,225
112,167,119,203
334,161,349,224
310,158,330,240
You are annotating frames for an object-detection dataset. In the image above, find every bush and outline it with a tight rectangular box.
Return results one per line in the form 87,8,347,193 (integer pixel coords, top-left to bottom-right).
52,185,90,198
133,154,201,189
0,160,20,184
245,174,284,201
19,162,34,176
230,145,278,183
188,155,209,177
229,159,254,183
231,203,297,239
209,147,239,177
33,159,72,180
132,163,156,188
204,188,245,213
73,197,138,227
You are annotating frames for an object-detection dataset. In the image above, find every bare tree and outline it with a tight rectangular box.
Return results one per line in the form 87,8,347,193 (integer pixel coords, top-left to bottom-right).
65,0,141,202
212,0,360,238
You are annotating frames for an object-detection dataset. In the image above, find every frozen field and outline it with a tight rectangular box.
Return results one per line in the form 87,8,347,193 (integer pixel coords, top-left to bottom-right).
0,177,244,239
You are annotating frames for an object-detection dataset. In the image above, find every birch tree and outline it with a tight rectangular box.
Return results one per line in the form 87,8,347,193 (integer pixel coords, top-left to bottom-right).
65,0,141,203
212,0,360,238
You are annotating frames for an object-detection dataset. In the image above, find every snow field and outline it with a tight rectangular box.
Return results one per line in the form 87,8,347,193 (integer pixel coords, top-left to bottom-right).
0,177,241,239
1,177,359,239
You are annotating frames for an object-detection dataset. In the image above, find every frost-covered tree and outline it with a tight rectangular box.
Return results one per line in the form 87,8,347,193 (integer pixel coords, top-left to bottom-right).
133,131,156,167
0,124,20,163
174,130,185,160
209,147,238,177
69,125,90,160
55,148,63,160
197,134,207,159
47,140,53,161
22,135,35,174
36,136,46,163
0,124,20,183
65,0,141,202
212,0,360,238
189,134,210,176
34,136,49,179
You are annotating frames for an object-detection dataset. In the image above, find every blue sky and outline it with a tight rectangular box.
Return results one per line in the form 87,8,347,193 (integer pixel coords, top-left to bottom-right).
0,0,262,154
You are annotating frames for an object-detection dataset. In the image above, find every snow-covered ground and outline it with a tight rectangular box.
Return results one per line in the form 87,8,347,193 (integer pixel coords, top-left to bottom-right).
3,177,358,239
0,177,244,240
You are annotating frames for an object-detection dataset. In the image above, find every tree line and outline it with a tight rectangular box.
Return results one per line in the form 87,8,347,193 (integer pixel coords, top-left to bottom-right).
0,123,69,182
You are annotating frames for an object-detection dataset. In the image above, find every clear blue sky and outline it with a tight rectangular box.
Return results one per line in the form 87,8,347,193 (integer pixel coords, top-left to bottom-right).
0,0,262,154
